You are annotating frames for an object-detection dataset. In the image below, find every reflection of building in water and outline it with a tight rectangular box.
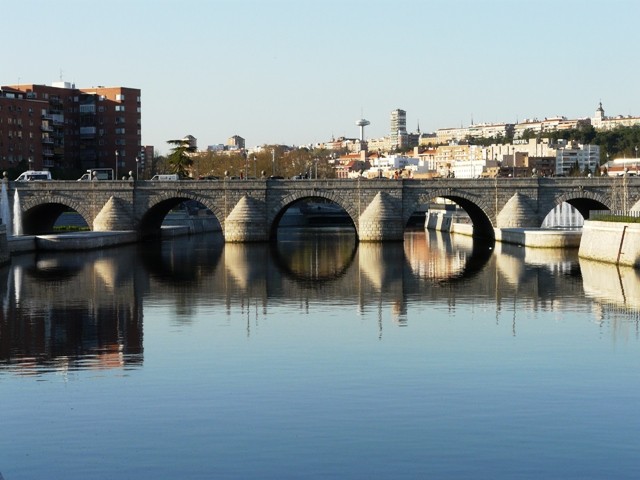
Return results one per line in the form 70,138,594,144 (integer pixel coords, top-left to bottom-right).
0,251,143,375
404,231,471,280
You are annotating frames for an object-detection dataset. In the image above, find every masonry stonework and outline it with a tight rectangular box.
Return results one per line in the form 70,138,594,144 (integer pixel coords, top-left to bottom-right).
9,177,640,243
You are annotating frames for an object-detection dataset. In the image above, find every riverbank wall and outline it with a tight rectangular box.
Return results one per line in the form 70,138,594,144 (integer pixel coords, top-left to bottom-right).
579,220,640,267
2,214,221,255
426,211,582,248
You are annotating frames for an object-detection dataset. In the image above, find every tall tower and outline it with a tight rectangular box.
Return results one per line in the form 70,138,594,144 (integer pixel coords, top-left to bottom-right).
356,118,370,141
390,109,407,150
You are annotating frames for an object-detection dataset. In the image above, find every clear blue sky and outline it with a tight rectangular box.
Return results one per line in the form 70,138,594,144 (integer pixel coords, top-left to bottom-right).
4,0,639,153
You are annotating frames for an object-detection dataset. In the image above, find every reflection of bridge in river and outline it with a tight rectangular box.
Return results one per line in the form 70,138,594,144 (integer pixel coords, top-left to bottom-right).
1,231,638,373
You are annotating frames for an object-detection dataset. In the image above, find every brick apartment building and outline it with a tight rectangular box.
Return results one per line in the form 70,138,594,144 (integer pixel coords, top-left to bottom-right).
0,81,144,178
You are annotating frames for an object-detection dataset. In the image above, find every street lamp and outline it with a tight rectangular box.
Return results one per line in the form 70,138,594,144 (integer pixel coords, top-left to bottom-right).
115,150,119,180
272,149,275,176
136,155,140,180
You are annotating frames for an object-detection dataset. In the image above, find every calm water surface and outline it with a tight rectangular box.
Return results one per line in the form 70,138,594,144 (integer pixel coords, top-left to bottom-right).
1,229,639,479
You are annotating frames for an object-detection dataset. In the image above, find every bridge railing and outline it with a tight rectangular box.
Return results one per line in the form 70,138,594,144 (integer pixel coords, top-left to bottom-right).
589,210,640,223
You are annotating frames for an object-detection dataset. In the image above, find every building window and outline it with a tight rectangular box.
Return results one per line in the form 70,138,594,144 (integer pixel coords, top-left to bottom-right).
115,105,125,112
116,94,125,101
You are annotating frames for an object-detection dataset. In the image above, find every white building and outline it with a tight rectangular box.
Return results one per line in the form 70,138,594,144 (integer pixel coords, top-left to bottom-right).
591,102,640,130
555,143,600,176
452,159,491,179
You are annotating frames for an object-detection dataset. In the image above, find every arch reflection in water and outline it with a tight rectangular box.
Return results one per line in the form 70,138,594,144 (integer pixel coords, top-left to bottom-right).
273,228,358,284
2,231,640,377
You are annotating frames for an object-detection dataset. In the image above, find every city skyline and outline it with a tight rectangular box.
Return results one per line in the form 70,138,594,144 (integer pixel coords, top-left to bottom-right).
3,0,639,153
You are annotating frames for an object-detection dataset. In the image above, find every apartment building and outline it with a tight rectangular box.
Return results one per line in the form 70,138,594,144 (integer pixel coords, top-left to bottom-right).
0,82,141,176
0,87,48,170
555,142,600,176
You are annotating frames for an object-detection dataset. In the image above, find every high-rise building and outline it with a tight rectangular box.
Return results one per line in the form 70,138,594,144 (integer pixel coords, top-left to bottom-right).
0,81,141,176
390,108,407,150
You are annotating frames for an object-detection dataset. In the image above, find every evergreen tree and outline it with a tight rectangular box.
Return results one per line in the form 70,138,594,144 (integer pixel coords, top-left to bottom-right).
166,138,196,177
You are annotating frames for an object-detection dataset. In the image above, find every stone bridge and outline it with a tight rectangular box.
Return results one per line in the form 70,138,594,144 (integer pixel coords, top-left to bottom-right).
7,176,640,242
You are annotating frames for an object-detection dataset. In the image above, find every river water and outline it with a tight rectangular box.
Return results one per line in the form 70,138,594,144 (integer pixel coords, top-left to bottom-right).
1,228,639,479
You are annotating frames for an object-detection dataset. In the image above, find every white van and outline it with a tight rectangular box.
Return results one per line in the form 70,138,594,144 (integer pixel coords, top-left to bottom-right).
150,174,180,181
16,170,52,181
77,168,114,181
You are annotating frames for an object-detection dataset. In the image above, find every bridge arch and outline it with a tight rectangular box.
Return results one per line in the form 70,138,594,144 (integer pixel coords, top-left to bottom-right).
139,192,223,237
267,190,358,239
18,193,93,235
553,191,611,220
414,188,495,238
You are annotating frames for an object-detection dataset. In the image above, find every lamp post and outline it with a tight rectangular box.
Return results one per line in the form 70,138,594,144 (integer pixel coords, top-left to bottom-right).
272,149,275,176
115,150,119,180
136,155,140,180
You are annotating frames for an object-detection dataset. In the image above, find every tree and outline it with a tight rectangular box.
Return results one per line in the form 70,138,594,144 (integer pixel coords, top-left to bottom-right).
166,138,196,178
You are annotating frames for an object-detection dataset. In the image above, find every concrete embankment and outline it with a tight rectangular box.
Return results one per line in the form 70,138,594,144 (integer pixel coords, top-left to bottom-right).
9,231,138,253
494,228,581,248
4,215,221,254
426,211,582,248
579,220,640,267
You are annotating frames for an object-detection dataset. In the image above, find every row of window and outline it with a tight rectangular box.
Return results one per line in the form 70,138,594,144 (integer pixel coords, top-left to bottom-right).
11,92,139,103
0,105,36,113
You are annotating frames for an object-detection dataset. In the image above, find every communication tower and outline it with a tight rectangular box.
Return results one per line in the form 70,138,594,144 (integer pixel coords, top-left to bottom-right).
356,118,370,141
